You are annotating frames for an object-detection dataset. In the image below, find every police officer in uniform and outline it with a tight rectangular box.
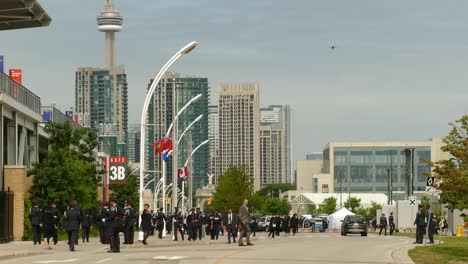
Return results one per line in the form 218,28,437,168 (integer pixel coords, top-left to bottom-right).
186,208,196,241
389,212,395,235
123,200,136,244
195,207,203,240
98,202,110,244
49,202,61,245
29,201,43,245
173,207,184,241
414,204,426,244
211,211,222,240
107,197,124,253
379,213,388,236
155,208,166,239
64,202,80,251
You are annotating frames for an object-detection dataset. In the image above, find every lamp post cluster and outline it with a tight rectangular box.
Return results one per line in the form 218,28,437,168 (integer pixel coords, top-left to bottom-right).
138,41,208,241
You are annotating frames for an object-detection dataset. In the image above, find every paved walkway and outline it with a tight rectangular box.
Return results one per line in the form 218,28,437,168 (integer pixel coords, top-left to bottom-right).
0,232,419,264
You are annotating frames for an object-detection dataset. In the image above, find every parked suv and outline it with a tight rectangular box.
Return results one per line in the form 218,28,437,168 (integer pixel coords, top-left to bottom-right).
341,215,368,236
257,216,272,232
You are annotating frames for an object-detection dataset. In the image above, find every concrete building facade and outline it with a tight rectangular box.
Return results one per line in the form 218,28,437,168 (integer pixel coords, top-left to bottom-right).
322,139,448,195
218,83,260,190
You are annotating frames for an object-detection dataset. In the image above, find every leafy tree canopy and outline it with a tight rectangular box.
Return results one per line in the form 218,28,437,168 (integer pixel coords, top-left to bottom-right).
212,166,254,213
344,197,361,213
261,197,291,215
257,183,296,198
318,197,337,215
424,115,468,211
109,169,139,209
28,122,100,213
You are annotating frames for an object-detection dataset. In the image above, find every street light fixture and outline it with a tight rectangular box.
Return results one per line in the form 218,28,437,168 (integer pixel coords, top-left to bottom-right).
138,41,197,241
178,114,203,145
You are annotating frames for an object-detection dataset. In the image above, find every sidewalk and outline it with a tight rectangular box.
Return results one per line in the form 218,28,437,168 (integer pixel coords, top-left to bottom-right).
0,234,229,260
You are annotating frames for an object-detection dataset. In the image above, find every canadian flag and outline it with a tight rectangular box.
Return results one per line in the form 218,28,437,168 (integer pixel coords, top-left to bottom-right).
178,166,189,181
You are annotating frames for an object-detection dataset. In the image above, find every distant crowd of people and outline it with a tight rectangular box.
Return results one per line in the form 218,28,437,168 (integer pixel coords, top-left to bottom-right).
29,198,257,253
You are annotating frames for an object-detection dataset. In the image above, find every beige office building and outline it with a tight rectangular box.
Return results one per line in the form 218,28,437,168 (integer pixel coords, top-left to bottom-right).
218,83,260,190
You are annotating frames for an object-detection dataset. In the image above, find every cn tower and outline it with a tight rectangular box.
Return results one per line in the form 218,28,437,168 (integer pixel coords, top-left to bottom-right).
97,0,123,70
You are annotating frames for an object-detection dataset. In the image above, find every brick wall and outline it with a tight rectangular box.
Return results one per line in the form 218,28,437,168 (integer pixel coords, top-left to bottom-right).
4,165,27,241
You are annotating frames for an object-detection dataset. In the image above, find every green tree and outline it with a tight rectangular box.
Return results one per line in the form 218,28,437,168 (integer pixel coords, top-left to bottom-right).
258,183,296,198
318,197,337,214
261,198,291,215
344,197,361,213
355,207,368,218
424,115,468,211
249,192,267,213
212,166,253,213
109,169,139,209
307,202,317,214
28,122,100,213
367,201,383,219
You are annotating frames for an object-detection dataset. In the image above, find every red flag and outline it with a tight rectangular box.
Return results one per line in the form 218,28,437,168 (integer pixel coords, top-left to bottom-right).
152,139,165,153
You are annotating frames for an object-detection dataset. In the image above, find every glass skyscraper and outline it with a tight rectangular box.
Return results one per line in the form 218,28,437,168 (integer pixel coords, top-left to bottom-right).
147,72,209,191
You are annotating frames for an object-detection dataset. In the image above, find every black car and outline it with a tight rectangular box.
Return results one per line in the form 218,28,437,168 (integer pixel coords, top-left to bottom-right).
341,215,367,236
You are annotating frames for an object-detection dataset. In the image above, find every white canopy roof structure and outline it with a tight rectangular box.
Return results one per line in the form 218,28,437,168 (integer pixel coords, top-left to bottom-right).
290,192,392,215
0,0,51,31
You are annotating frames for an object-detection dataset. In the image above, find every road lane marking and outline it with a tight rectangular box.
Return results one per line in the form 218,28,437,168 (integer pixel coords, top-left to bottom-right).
152,256,188,260
213,250,248,264
33,260,78,264
95,258,112,263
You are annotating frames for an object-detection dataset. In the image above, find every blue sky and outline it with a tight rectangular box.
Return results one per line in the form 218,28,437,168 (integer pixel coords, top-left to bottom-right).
1,0,467,161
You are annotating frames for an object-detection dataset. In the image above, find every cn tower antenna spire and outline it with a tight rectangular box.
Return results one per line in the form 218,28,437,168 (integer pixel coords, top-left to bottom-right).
97,0,123,70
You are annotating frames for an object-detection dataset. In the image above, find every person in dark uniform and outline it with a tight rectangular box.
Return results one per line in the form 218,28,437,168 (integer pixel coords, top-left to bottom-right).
224,208,238,244
173,207,184,241
427,206,435,244
274,214,282,236
379,213,388,236
195,207,203,240
29,201,42,245
250,216,258,237
155,208,166,239
206,210,214,236
98,202,110,244
414,204,426,244
211,211,222,240
70,198,82,245
107,197,124,253
165,212,173,235
140,204,153,245
40,205,55,249
290,214,299,236
64,202,81,252
389,212,395,235
268,216,276,238
123,201,136,244
81,209,92,243
186,208,196,241
282,215,290,236
49,202,61,245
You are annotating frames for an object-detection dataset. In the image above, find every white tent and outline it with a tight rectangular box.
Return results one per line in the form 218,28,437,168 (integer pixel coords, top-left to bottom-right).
327,208,354,231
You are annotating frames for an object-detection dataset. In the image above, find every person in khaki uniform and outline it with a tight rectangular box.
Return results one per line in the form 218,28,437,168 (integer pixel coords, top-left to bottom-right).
237,199,254,246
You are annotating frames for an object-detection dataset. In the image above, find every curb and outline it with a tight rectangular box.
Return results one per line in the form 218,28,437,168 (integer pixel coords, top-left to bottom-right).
391,243,416,264
0,251,51,261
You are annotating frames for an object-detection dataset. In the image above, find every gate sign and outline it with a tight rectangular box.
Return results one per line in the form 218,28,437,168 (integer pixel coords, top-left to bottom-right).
426,177,435,192
409,195,417,206
109,156,127,184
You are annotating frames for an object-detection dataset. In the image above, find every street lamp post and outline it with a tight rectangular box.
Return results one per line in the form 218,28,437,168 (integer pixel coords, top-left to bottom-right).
138,41,197,241
183,139,209,210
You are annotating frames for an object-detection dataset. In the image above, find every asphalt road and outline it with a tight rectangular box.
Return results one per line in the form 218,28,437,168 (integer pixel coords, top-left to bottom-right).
0,232,415,264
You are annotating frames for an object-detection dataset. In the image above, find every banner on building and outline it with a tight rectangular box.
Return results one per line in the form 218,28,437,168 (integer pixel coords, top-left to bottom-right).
9,69,22,84
0,56,4,73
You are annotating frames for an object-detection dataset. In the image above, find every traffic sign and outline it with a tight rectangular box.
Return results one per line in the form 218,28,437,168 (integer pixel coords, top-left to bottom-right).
109,156,127,184
167,197,171,204
409,195,417,206
207,198,212,205
425,177,435,192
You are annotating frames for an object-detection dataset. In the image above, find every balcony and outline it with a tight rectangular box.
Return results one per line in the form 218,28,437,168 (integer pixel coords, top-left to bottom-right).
0,72,41,114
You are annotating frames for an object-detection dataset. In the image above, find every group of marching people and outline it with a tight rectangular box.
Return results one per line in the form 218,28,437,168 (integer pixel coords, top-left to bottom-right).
267,213,300,238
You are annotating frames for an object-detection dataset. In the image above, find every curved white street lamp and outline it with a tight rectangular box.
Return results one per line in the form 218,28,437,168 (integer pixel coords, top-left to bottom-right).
161,93,202,216
177,114,203,145
181,139,209,212
138,41,197,241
